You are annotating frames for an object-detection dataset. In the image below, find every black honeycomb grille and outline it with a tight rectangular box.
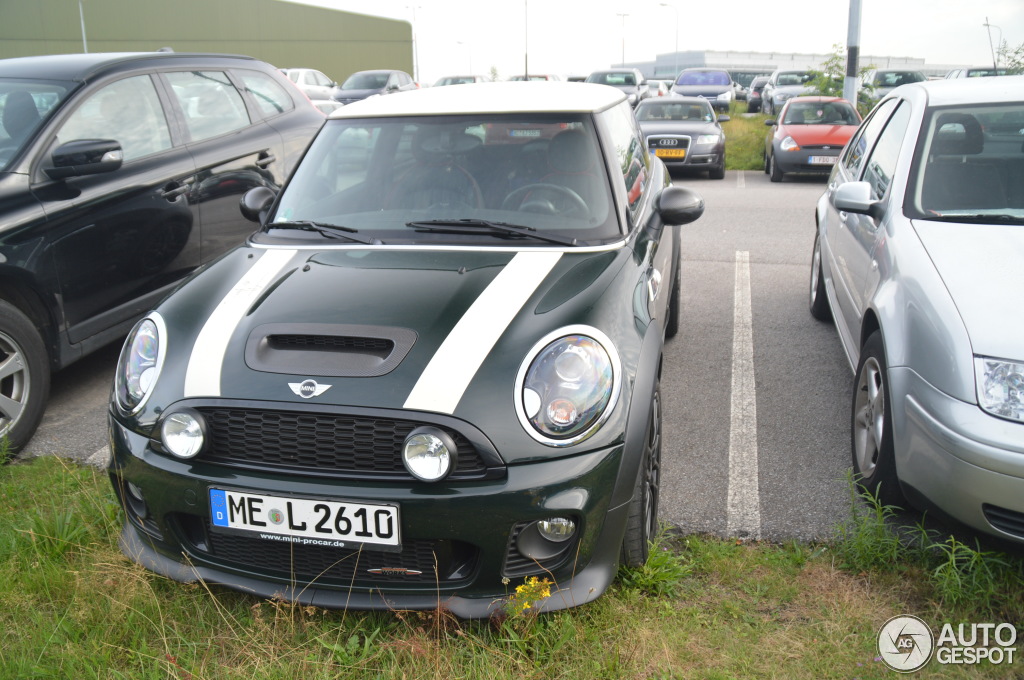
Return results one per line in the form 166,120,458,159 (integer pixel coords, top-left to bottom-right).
201,526,478,585
197,407,488,480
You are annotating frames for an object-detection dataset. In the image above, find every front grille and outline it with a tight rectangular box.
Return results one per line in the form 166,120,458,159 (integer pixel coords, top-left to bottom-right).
197,407,491,481
649,136,691,151
983,504,1024,539
192,519,478,586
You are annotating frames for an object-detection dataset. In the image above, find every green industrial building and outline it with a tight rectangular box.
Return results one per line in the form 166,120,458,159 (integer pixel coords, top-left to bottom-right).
0,0,413,84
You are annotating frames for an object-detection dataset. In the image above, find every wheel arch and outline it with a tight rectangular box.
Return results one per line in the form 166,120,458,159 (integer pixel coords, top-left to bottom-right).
0,271,59,369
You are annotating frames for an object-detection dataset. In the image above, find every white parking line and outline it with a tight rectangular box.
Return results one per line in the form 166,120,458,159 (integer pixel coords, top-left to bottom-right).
726,250,761,539
736,169,745,189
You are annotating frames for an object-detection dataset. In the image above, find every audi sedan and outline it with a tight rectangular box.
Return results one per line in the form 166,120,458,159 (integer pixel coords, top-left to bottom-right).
809,76,1024,545
108,82,706,617
764,96,861,182
635,96,728,179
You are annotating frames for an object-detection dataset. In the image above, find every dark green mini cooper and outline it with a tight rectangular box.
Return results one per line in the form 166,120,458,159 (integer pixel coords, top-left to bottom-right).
108,82,704,617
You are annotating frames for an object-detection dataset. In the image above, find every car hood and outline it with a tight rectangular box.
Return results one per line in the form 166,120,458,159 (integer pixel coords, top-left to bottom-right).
638,120,721,137
152,245,632,416
672,85,730,97
773,85,816,96
780,124,856,146
333,88,381,101
914,220,1024,360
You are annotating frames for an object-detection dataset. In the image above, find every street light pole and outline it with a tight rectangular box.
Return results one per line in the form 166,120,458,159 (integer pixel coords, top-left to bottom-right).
659,3,678,79
983,18,1002,69
616,13,629,66
78,0,88,53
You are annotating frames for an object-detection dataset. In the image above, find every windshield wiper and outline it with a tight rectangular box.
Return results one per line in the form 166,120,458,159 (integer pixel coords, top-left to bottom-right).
406,219,578,246
926,213,1024,225
265,220,383,245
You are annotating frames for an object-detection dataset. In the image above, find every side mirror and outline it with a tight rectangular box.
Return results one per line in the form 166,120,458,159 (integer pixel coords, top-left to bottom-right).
832,181,884,220
764,119,777,126
240,186,277,223
45,139,122,180
656,186,704,226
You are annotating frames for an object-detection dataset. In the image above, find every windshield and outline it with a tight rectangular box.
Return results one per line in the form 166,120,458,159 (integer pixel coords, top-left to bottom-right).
636,100,713,122
909,102,1024,223
873,71,925,87
0,79,72,170
342,73,389,90
587,72,636,86
776,71,813,87
676,71,730,87
782,101,859,125
261,113,619,246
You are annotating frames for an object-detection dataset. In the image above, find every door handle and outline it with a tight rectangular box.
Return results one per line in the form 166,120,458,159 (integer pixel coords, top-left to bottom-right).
161,178,193,200
255,153,276,168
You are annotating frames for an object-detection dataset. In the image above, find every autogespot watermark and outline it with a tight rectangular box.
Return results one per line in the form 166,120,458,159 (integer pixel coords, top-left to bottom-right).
877,616,1019,672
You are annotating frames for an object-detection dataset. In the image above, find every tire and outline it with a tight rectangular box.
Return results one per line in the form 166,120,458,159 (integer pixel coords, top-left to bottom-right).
0,300,50,455
665,263,680,339
763,151,770,175
621,382,662,567
709,159,725,180
851,332,904,507
769,153,784,182
809,233,832,321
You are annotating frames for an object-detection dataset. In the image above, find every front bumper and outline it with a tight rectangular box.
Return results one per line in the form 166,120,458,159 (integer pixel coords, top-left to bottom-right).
891,367,1024,543
108,414,631,617
773,148,840,175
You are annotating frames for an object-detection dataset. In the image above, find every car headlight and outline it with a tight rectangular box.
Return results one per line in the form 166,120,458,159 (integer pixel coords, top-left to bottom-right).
777,93,792,102
695,134,721,145
115,314,166,414
515,327,620,446
975,356,1024,422
780,136,800,151
717,91,732,101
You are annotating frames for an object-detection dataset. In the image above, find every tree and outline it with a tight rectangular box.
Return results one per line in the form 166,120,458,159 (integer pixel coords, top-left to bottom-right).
998,41,1024,74
806,44,875,114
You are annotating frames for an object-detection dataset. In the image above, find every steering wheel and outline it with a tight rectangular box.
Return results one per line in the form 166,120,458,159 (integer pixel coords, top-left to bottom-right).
501,183,589,217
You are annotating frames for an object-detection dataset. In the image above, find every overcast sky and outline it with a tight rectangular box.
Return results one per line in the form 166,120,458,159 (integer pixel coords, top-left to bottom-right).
291,0,1024,84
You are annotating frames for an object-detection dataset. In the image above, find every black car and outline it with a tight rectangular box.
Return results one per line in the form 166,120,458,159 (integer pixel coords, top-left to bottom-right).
107,82,706,617
670,68,736,113
0,52,323,452
635,96,729,179
746,75,770,113
331,69,417,105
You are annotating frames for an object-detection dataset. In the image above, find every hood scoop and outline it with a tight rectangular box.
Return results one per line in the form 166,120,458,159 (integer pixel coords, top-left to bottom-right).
245,323,417,377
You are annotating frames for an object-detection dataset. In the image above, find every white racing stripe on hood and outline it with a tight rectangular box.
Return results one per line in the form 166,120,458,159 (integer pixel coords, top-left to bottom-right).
184,249,297,397
404,250,562,414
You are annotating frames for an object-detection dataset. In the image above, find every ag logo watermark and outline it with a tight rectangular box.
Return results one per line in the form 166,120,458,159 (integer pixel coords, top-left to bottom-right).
878,616,933,672
878,616,1018,672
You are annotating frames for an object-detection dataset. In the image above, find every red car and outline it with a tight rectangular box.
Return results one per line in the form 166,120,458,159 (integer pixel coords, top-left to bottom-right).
763,96,861,182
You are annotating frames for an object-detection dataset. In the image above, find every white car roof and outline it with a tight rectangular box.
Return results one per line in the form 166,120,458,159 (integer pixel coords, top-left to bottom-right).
893,75,1024,106
328,81,626,118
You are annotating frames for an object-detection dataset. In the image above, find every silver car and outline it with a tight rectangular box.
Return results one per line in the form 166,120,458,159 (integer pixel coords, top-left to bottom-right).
809,76,1024,544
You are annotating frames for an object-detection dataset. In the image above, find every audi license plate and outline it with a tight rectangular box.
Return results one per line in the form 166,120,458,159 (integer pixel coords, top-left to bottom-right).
209,488,400,549
655,148,686,158
808,156,838,165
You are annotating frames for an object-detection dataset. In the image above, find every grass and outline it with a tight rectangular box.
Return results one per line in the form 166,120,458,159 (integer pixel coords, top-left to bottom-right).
3,456,1022,679
722,102,771,171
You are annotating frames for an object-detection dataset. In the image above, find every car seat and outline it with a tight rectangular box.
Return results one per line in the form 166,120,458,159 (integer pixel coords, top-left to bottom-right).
385,128,483,210
2,91,41,145
922,113,1006,211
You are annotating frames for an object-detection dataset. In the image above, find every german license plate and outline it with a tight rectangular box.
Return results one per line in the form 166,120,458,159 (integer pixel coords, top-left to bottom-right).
209,488,400,549
655,148,686,158
808,156,838,165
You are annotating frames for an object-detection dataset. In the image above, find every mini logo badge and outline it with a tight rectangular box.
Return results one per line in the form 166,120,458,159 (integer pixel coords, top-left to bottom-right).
288,379,332,399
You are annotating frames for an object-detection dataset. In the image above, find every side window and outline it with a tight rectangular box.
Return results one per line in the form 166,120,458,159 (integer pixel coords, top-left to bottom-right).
842,98,898,178
166,71,250,142
602,101,649,213
861,101,911,200
57,75,172,161
236,70,295,118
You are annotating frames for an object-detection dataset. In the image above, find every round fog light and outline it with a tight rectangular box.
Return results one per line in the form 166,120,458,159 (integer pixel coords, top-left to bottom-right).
537,517,576,542
160,410,206,459
402,427,458,482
